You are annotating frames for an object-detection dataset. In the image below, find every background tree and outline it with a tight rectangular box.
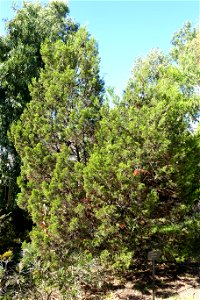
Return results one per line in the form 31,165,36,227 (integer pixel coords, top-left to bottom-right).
0,0,77,253
171,22,200,95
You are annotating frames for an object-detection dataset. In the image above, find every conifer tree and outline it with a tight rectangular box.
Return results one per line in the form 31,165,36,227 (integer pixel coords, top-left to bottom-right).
10,27,104,293
0,0,77,252
83,43,200,267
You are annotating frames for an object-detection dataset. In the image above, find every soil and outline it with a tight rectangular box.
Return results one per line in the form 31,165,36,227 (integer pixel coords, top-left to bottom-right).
104,276,200,299
83,262,200,300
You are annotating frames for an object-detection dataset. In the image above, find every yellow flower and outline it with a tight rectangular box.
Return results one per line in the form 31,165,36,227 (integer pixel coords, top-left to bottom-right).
0,250,13,261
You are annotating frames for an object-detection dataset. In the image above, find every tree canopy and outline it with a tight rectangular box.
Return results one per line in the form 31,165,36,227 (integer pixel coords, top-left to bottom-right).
9,24,104,296
0,0,77,253
0,2,199,298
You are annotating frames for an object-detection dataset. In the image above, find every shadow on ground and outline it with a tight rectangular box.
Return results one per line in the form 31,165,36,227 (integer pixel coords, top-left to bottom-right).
130,262,200,299
83,262,200,299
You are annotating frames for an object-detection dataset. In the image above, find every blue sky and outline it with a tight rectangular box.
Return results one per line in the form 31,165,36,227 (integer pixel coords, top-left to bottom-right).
0,1,199,95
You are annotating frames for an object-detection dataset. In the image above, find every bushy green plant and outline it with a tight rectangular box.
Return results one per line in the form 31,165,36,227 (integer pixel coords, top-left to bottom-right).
84,38,200,265
10,21,104,297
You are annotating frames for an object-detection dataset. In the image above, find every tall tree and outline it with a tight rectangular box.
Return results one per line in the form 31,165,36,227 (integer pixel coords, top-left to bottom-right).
83,44,200,268
10,27,104,295
0,0,77,252
171,22,199,96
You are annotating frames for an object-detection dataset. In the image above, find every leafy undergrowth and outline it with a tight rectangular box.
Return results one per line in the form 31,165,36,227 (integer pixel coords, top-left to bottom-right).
1,261,200,299
81,262,200,300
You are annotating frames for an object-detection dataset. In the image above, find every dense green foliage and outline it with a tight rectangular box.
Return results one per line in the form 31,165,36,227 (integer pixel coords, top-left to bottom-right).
84,48,200,267
0,1,199,298
0,0,77,252
9,24,104,297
